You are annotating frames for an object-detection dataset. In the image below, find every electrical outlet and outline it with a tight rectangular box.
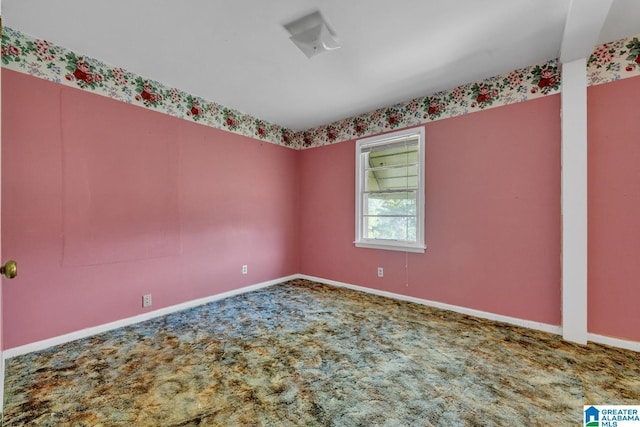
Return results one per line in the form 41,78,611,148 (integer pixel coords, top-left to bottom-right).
242,265,248,275
377,267,384,277
142,294,152,308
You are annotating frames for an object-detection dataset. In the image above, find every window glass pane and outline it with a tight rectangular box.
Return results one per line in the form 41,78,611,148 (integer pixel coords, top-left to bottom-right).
365,216,417,241
365,164,418,192
366,192,417,216
367,144,418,168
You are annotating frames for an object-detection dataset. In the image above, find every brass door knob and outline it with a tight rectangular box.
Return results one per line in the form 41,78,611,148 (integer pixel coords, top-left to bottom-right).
1,260,17,279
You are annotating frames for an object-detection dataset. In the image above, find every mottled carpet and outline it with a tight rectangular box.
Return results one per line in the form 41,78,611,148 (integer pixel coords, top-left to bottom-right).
4,279,640,426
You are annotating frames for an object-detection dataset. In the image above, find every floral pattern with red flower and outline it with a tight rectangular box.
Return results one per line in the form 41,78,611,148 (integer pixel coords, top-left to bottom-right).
33,40,55,62
108,67,130,87
589,44,617,70
64,52,106,90
302,131,315,147
626,38,640,65
254,120,268,137
423,97,446,118
281,129,295,147
133,77,165,107
470,83,497,108
504,70,525,90
222,108,240,131
185,95,206,120
384,108,403,128
325,125,340,142
530,64,560,95
1,31,23,65
352,117,370,136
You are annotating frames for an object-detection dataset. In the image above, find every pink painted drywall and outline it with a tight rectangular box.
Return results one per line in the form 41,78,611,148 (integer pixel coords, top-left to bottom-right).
587,76,640,342
1,69,300,349
300,95,562,324
61,89,181,266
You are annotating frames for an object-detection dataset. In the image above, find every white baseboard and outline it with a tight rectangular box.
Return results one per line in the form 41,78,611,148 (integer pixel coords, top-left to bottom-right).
5,274,638,359
298,274,564,335
301,275,640,353
3,275,297,360
588,333,640,352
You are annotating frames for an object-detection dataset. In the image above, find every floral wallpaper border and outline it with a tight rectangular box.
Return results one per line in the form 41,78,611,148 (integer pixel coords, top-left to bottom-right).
2,26,640,150
0,27,297,148
296,33,640,149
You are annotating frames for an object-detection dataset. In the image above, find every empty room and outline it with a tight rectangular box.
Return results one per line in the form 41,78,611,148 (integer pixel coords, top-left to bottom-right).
1,0,640,425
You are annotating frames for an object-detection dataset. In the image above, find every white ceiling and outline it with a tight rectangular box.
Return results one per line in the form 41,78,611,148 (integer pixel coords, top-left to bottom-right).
4,0,640,131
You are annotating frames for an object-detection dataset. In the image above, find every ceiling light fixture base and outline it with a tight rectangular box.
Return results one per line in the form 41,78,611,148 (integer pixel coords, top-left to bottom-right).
284,11,341,58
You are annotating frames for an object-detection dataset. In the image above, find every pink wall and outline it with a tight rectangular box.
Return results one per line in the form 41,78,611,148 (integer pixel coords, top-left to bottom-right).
588,76,640,342
300,96,562,325
2,70,300,348
4,65,639,349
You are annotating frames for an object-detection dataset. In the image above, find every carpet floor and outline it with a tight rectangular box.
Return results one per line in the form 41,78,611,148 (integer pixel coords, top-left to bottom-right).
4,279,640,426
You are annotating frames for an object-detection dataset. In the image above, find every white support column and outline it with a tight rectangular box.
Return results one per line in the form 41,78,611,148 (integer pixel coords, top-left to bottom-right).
561,58,588,344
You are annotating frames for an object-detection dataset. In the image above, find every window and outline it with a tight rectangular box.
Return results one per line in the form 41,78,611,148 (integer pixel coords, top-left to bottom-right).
355,127,425,253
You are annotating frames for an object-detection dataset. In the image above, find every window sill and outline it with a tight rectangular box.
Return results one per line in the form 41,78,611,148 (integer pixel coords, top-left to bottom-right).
354,241,426,253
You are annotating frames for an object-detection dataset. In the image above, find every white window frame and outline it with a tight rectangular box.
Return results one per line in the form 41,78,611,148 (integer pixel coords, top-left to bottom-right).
354,127,426,253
